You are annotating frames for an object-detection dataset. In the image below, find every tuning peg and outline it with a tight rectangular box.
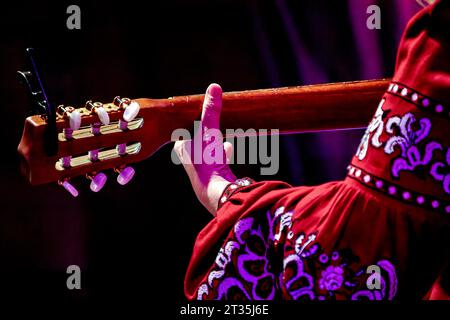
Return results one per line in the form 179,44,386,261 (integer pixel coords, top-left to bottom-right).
86,101,110,125
87,172,107,192
115,166,135,185
113,96,131,108
96,106,110,125
113,96,140,122
57,105,81,132
123,101,140,122
58,179,79,197
69,110,81,130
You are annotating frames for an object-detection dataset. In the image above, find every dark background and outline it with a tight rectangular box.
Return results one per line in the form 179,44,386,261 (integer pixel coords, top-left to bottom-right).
0,0,420,303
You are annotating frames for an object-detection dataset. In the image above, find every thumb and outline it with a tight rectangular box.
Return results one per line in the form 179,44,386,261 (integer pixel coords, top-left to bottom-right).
200,83,223,131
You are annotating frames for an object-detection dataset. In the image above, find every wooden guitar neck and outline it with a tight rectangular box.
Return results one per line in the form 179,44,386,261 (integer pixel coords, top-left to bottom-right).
136,78,390,135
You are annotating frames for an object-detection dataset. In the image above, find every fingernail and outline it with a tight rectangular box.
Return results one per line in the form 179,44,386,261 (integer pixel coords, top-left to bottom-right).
207,83,222,97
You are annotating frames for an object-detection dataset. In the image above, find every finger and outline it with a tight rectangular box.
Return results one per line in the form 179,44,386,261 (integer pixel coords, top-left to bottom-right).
173,140,192,165
223,141,234,164
200,83,223,131
174,140,202,188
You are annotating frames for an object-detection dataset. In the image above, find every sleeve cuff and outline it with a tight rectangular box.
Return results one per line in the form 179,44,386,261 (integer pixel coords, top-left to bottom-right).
217,177,256,210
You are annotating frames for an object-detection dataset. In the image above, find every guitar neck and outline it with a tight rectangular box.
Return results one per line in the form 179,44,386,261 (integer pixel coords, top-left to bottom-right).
16,79,390,186
137,79,389,136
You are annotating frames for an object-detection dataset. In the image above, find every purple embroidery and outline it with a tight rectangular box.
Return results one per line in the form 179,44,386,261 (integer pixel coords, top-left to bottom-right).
283,254,315,300
198,207,399,300
445,176,450,194
391,142,442,178
430,148,450,194
383,113,443,178
283,232,399,300
378,260,398,299
319,254,329,264
351,260,398,300
331,251,340,260
319,266,345,291
237,248,275,300
301,243,320,258
353,82,450,200
200,213,279,300
234,217,255,243
235,217,275,300
218,277,252,300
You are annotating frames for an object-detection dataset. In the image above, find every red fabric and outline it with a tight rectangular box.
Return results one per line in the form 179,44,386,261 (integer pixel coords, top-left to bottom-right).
184,181,291,299
184,1,450,300
185,179,449,300
351,0,450,201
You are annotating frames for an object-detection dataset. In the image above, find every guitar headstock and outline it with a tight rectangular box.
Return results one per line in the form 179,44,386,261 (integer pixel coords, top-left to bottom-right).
16,48,187,197
17,96,170,196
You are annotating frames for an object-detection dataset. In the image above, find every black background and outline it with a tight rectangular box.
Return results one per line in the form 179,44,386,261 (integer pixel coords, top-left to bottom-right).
0,0,412,304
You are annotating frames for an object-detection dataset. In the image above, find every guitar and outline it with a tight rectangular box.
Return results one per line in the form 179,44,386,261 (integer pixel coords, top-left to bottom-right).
17,78,388,196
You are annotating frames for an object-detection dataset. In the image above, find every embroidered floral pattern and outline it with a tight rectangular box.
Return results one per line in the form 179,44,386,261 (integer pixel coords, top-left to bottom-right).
351,260,398,300
319,265,344,291
384,112,442,177
282,254,315,300
197,213,278,300
197,206,399,300
354,82,450,200
282,233,398,300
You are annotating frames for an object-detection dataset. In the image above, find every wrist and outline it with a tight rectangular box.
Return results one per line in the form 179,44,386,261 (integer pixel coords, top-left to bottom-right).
205,176,234,216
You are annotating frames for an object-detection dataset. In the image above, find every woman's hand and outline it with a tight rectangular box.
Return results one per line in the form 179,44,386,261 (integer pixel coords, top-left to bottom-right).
173,83,236,216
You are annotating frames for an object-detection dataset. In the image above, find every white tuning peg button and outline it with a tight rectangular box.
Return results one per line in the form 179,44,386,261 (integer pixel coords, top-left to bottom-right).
69,110,81,131
88,172,107,192
123,101,140,122
59,179,79,197
96,106,110,125
116,166,135,185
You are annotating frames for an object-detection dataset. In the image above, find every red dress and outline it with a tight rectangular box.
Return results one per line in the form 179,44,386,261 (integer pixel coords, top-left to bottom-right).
185,0,450,300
